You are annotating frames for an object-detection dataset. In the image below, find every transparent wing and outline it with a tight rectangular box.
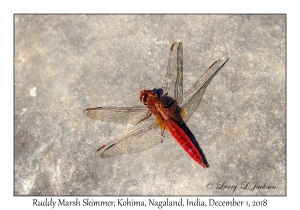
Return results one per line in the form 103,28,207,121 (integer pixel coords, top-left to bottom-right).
84,106,148,124
88,42,184,158
85,42,183,125
94,121,164,158
161,42,183,101
179,58,229,122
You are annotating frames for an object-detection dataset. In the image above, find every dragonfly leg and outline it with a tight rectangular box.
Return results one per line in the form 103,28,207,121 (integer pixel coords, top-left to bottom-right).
135,111,152,125
160,138,164,143
160,126,166,143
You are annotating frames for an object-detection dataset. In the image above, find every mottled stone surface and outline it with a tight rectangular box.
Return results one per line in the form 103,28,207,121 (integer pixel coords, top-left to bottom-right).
14,15,285,195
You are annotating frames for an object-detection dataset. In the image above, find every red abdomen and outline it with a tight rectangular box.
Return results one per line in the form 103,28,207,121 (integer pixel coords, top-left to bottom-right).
165,119,206,168
141,90,206,168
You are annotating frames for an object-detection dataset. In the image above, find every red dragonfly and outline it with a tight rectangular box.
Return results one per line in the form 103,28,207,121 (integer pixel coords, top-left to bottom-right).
84,42,228,168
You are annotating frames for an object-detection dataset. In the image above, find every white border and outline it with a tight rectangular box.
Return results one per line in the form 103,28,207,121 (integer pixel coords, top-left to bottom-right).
2,0,297,209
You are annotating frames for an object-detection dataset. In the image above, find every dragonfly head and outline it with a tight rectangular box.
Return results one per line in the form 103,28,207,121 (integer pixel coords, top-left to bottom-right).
140,90,154,105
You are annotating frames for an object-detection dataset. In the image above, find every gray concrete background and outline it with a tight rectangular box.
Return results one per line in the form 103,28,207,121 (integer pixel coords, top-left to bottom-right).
14,15,285,195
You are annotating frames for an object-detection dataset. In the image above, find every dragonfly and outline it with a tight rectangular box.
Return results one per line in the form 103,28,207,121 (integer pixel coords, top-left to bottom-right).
84,42,229,168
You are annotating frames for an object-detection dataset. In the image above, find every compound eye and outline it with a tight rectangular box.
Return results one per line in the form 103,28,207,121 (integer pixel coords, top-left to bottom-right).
140,90,150,104
140,90,155,105
141,95,147,104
